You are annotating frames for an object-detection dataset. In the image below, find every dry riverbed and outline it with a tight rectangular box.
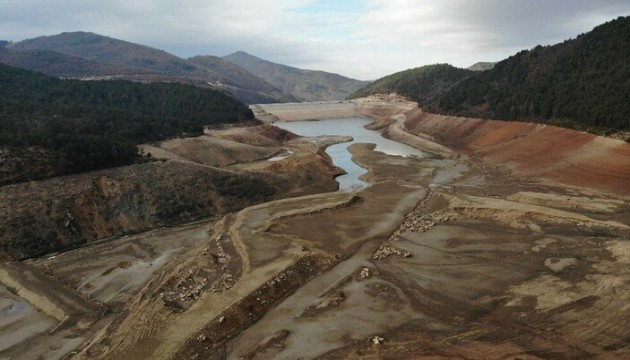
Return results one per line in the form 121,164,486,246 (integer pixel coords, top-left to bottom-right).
1,96,629,359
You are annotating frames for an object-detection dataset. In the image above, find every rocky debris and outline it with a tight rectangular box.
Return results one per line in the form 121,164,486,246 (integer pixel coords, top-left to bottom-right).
250,105,280,123
159,273,210,308
265,271,289,288
388,193,453,241
209,235,230,271
159,234,237,310
300,291,347,318
210,273,236,292
317,291,346,310
372,245,411,260
358,266,372,280
173,255,334,360
368,335,385,345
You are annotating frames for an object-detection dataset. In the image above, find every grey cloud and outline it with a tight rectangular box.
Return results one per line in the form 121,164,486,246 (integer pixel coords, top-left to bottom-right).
446,0,630,48
0,0,629,79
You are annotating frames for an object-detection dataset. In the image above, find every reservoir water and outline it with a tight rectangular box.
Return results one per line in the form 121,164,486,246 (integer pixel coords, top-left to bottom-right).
274,117,427,192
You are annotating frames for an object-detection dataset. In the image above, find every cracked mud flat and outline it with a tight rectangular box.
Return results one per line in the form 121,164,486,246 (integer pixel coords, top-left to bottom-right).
2,97,629,359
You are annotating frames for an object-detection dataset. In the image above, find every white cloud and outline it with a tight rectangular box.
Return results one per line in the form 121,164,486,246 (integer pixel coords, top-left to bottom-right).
0,0,629,79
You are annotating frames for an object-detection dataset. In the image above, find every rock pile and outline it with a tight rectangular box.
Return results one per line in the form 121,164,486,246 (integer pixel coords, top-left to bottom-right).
372,245,411,260
159,270,209,309
388,193,452,241
358,266,372,279
368,335,385,345
209,273,236,292
159,235,237,310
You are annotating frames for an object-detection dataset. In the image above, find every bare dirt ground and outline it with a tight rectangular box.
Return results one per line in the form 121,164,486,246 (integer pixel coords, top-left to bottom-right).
400,108,630,197
252,101,361,121
1,95,629,359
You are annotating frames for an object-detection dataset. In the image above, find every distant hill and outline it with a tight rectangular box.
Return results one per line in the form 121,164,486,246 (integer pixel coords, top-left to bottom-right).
0,47,152,77
223,51,370,102
0,63,253,185
188,55,297,103
466,62,496,71
9,32,207,77
4,32,291,104
348,64,473,102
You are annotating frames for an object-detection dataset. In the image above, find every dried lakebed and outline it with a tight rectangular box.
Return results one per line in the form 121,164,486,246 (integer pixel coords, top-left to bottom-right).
1,97,629,360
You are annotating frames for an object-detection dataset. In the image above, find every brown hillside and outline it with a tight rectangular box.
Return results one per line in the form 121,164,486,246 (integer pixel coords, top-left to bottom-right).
0,119,343,261
404,111,630,196
0,162,292,260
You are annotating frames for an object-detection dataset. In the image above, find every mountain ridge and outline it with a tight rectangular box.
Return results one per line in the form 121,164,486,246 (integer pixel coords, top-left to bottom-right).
429,16,630,132
3,32,371,104
187,55,298,103
348,64,473,102
223,51,370,102
350,16,630,133
4,32,289,104
9,32,203,77
0,47,154,77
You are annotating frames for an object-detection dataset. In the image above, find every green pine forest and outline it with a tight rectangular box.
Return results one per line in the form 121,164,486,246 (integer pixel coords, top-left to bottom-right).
0,64,253,184
350,16,630,134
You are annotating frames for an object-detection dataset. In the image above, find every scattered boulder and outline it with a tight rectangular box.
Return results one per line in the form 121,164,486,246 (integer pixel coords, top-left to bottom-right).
372,245,411,260
358,266,371,279
368,335,385,345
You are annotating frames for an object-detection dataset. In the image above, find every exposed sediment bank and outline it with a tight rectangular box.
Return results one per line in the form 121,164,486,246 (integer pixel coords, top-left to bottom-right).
403,109,630,197
3,95,629,359
259,94,630,196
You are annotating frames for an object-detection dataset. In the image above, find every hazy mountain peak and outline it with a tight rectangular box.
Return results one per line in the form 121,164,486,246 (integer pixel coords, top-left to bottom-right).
466,62,496,71
5,32,370,103
223,51,370,101
231,50,254,57
2,32,298,104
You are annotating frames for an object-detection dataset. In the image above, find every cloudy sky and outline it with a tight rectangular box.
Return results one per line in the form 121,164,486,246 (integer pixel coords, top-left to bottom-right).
1,0,629,80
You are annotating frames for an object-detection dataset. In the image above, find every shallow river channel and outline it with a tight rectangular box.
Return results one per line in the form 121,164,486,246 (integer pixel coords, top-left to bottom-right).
274,117,428,191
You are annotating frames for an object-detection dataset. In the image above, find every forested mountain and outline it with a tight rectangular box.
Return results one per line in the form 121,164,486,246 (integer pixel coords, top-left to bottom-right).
351,16,630,133
4,32,290,104
9,32,207,77
0,47,152,77
0,63,253,185
223,51,370,102
348,64,473,103
428,16,630,132
4,32,372,104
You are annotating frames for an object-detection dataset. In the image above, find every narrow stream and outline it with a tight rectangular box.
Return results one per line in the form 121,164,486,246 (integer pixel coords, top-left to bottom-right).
274,117,428,191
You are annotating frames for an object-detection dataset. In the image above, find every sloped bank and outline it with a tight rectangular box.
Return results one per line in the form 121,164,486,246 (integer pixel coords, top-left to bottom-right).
260,95,630,196
0,162,299,261
400,109,630,197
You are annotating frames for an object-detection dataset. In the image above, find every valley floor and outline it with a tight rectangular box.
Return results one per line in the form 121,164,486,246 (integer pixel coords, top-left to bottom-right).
1,95,629,359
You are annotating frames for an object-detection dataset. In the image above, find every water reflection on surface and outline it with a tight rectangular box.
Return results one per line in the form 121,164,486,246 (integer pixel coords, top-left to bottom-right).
274,118,427,191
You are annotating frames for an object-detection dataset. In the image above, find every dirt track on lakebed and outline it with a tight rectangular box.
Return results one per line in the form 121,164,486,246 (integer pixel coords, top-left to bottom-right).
1,96,629,359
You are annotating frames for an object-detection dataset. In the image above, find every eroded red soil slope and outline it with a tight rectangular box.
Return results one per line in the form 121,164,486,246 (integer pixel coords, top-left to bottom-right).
405,111,630,196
